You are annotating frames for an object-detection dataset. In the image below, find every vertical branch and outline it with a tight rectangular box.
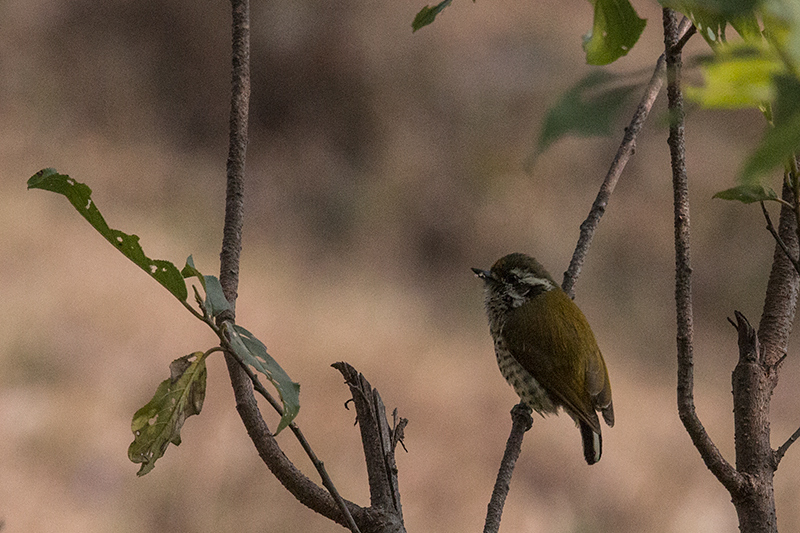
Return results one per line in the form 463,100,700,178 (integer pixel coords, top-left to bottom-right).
216,3,365,532
730,311,778,532
219,0,250,310
663,7,741,493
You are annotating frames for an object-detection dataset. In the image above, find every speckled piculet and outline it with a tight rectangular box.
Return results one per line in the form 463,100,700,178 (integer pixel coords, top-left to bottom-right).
473,253,614,465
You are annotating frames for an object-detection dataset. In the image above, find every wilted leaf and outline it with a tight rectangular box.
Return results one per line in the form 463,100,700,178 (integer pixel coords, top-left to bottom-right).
27,169,188,302
128,352,208,476
534,70,638,157
181,256,231,318
713,183,779,203
226,325,300,433
412,0,453,32
583,0,647,65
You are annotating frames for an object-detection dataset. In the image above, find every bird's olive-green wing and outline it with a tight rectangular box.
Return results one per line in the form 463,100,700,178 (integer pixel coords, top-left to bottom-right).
504,289,612,431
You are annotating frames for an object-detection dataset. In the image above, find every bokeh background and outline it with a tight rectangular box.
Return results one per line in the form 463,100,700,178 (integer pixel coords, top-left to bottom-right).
2,0,799,531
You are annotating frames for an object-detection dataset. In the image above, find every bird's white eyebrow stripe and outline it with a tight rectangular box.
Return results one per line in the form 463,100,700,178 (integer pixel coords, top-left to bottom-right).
509,268,556,290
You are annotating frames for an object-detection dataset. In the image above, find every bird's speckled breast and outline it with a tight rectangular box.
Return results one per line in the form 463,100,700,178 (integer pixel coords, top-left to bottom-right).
493,334,557,416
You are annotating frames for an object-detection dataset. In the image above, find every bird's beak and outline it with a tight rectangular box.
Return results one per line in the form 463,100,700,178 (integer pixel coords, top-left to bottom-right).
471,267,492,280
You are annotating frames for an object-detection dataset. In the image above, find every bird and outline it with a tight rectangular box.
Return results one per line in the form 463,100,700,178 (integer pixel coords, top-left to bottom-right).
472,252,614,465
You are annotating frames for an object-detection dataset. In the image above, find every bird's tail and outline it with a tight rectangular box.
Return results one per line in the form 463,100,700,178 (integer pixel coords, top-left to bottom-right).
580,421,602,465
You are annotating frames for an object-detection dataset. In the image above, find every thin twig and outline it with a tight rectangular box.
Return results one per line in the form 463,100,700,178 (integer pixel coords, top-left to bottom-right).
671,23,696,53
222,335,361,532
761,201,800,276
775,425,800,464
562,17,693,296
664,7,742,494
791,165,800,254
483,404,532,533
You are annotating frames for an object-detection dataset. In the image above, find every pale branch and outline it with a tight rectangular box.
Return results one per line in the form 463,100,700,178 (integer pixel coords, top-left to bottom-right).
483,403,532,533
761,201,800,276
562,17,694,297
332,362,407,533
663,7,742,494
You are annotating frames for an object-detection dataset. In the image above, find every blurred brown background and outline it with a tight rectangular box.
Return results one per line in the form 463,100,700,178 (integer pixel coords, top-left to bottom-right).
2,0,799,531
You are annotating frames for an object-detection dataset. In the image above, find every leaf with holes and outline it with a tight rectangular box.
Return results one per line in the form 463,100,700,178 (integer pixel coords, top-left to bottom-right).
128,352,208,476
226,324,300,433
27,169,188,302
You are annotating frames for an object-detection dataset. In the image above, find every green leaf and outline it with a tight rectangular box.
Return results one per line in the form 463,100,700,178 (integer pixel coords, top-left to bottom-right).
128,352,208,476
226,324,300,434
686,45,783,109
412,0,453,32
663,0,761,46
742,74,800,181
713,183,779,203
181,256,231,318
742,113,800,180
203,276,231,318
27,169,188,302
534,70,638,156
582,0,647,65
763,0,800,72
181,255,206,291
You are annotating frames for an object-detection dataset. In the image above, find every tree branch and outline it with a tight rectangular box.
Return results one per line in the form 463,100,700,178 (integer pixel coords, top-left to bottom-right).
663,7,742,494
218,0,249,313
483,404,532,533
761,201,800,276
332,362,407,533
562,17,694,297
216,2,362,531
759,178,800,367
671,23,696,54
774,424,800,465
